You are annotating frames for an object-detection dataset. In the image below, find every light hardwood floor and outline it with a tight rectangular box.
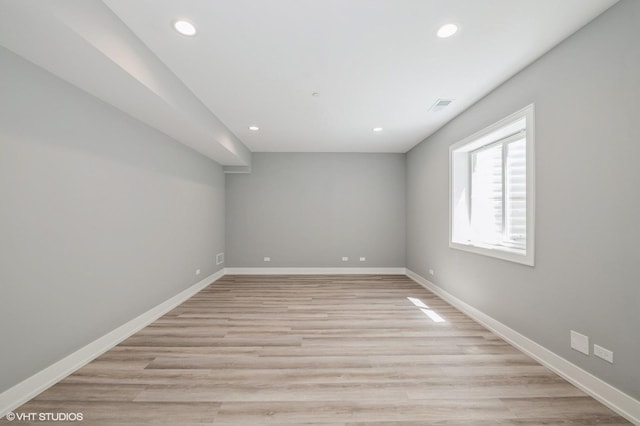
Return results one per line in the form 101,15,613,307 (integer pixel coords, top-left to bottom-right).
4,275,629,425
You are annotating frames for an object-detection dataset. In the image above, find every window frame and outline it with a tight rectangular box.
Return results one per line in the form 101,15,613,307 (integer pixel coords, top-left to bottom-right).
449,104,535,266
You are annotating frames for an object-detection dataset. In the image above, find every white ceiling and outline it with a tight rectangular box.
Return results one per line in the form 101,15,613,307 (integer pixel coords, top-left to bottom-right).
0,0,618,163
103,0,618,153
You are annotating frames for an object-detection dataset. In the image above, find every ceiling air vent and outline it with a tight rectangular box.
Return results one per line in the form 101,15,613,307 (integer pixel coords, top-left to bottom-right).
430,99,454,112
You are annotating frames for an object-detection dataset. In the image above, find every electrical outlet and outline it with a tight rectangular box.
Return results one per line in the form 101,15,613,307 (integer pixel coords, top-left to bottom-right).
342,257,349,262
594,344,613,363
195,269,201,276
216,253,224,265
570,330,589,355
429,269,434,276
359,257,366,261
264,257,271,262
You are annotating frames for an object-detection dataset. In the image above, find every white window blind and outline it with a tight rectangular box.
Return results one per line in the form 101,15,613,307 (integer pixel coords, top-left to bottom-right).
470,143,503,246
505,138,526,250
469,134,526,251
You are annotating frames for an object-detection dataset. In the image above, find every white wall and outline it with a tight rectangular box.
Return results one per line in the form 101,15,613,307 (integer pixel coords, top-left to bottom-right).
406,0,639,398
0,47,225,392
226,153,405,268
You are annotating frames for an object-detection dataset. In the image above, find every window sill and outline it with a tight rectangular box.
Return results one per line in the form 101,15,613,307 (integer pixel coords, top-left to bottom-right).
450,240,534,266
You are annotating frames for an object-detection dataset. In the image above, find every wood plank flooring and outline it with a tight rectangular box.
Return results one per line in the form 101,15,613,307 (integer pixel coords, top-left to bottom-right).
3,275,629,425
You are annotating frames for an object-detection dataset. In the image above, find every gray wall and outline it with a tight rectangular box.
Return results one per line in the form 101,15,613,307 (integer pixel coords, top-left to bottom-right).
0,47,225,392
406,0,639,398
226,153,405,267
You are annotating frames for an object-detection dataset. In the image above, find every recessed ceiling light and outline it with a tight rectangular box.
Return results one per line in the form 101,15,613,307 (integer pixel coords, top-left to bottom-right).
373,127,383,132
248,126,260,131
312,92,320,97
173,20,197,36
437,23,458,38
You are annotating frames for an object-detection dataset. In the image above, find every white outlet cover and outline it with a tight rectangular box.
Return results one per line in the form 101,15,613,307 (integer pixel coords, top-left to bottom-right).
594,344,613,363
570,330,589,355
195,269,201,275
264,257,271,262
216,252,224,265
359,257,366,261
429,269,434,275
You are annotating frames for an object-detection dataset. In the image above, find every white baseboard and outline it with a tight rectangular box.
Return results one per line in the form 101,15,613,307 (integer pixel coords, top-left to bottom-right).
0,269,225,418
225,267,407,275
406,269,640,425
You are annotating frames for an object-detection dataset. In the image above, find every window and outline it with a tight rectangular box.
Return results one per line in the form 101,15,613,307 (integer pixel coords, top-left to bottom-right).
450,105,534,265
